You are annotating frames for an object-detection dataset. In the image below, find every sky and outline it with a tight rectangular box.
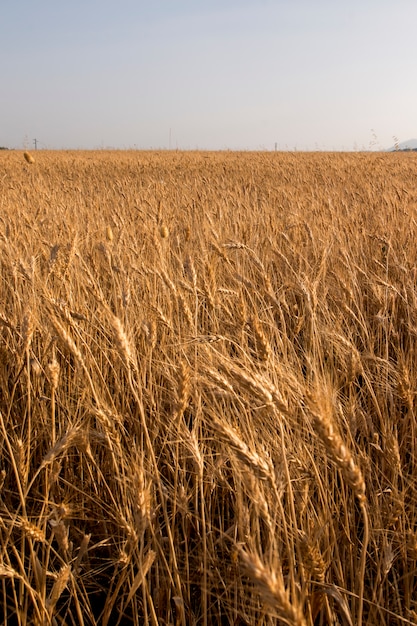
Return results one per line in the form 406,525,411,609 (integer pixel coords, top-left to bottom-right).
2,1,417,151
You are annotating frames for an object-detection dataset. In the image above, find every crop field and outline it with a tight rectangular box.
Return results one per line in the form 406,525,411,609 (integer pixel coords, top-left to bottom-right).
0,149,417,625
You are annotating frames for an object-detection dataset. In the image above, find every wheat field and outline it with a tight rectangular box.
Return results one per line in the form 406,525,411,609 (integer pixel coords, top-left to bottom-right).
0,149,416,625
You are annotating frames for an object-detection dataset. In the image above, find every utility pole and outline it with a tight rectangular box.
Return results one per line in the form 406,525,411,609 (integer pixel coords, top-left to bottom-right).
33,138,38,150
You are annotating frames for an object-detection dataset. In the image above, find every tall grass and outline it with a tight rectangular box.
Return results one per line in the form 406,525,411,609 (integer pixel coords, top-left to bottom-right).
0,149,416,624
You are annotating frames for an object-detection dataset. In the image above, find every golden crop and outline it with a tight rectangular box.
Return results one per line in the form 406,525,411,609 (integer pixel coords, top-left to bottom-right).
23,150,35,164
0,149,416,624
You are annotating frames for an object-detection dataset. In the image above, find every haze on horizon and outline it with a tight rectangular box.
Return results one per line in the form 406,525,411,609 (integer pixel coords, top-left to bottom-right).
2,1,417,152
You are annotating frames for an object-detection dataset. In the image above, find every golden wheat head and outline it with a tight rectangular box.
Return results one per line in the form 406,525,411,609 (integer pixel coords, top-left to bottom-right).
23,151,35,164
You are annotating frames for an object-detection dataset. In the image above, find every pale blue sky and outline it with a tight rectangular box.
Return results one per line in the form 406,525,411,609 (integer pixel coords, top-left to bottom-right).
2,1,416,150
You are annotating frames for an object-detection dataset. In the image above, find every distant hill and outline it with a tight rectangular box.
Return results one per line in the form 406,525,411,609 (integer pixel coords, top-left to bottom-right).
388,138,417,151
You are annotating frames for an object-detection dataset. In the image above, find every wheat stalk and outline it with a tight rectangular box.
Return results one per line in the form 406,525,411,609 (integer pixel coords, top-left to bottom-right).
239,549,307,626
307,389,366,502
210,416,273,482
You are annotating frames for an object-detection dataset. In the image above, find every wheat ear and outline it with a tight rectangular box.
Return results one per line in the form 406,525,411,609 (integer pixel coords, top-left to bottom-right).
239,549,307,626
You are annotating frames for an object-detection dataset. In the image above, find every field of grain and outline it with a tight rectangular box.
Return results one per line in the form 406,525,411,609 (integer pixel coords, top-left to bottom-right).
0,149,417,625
